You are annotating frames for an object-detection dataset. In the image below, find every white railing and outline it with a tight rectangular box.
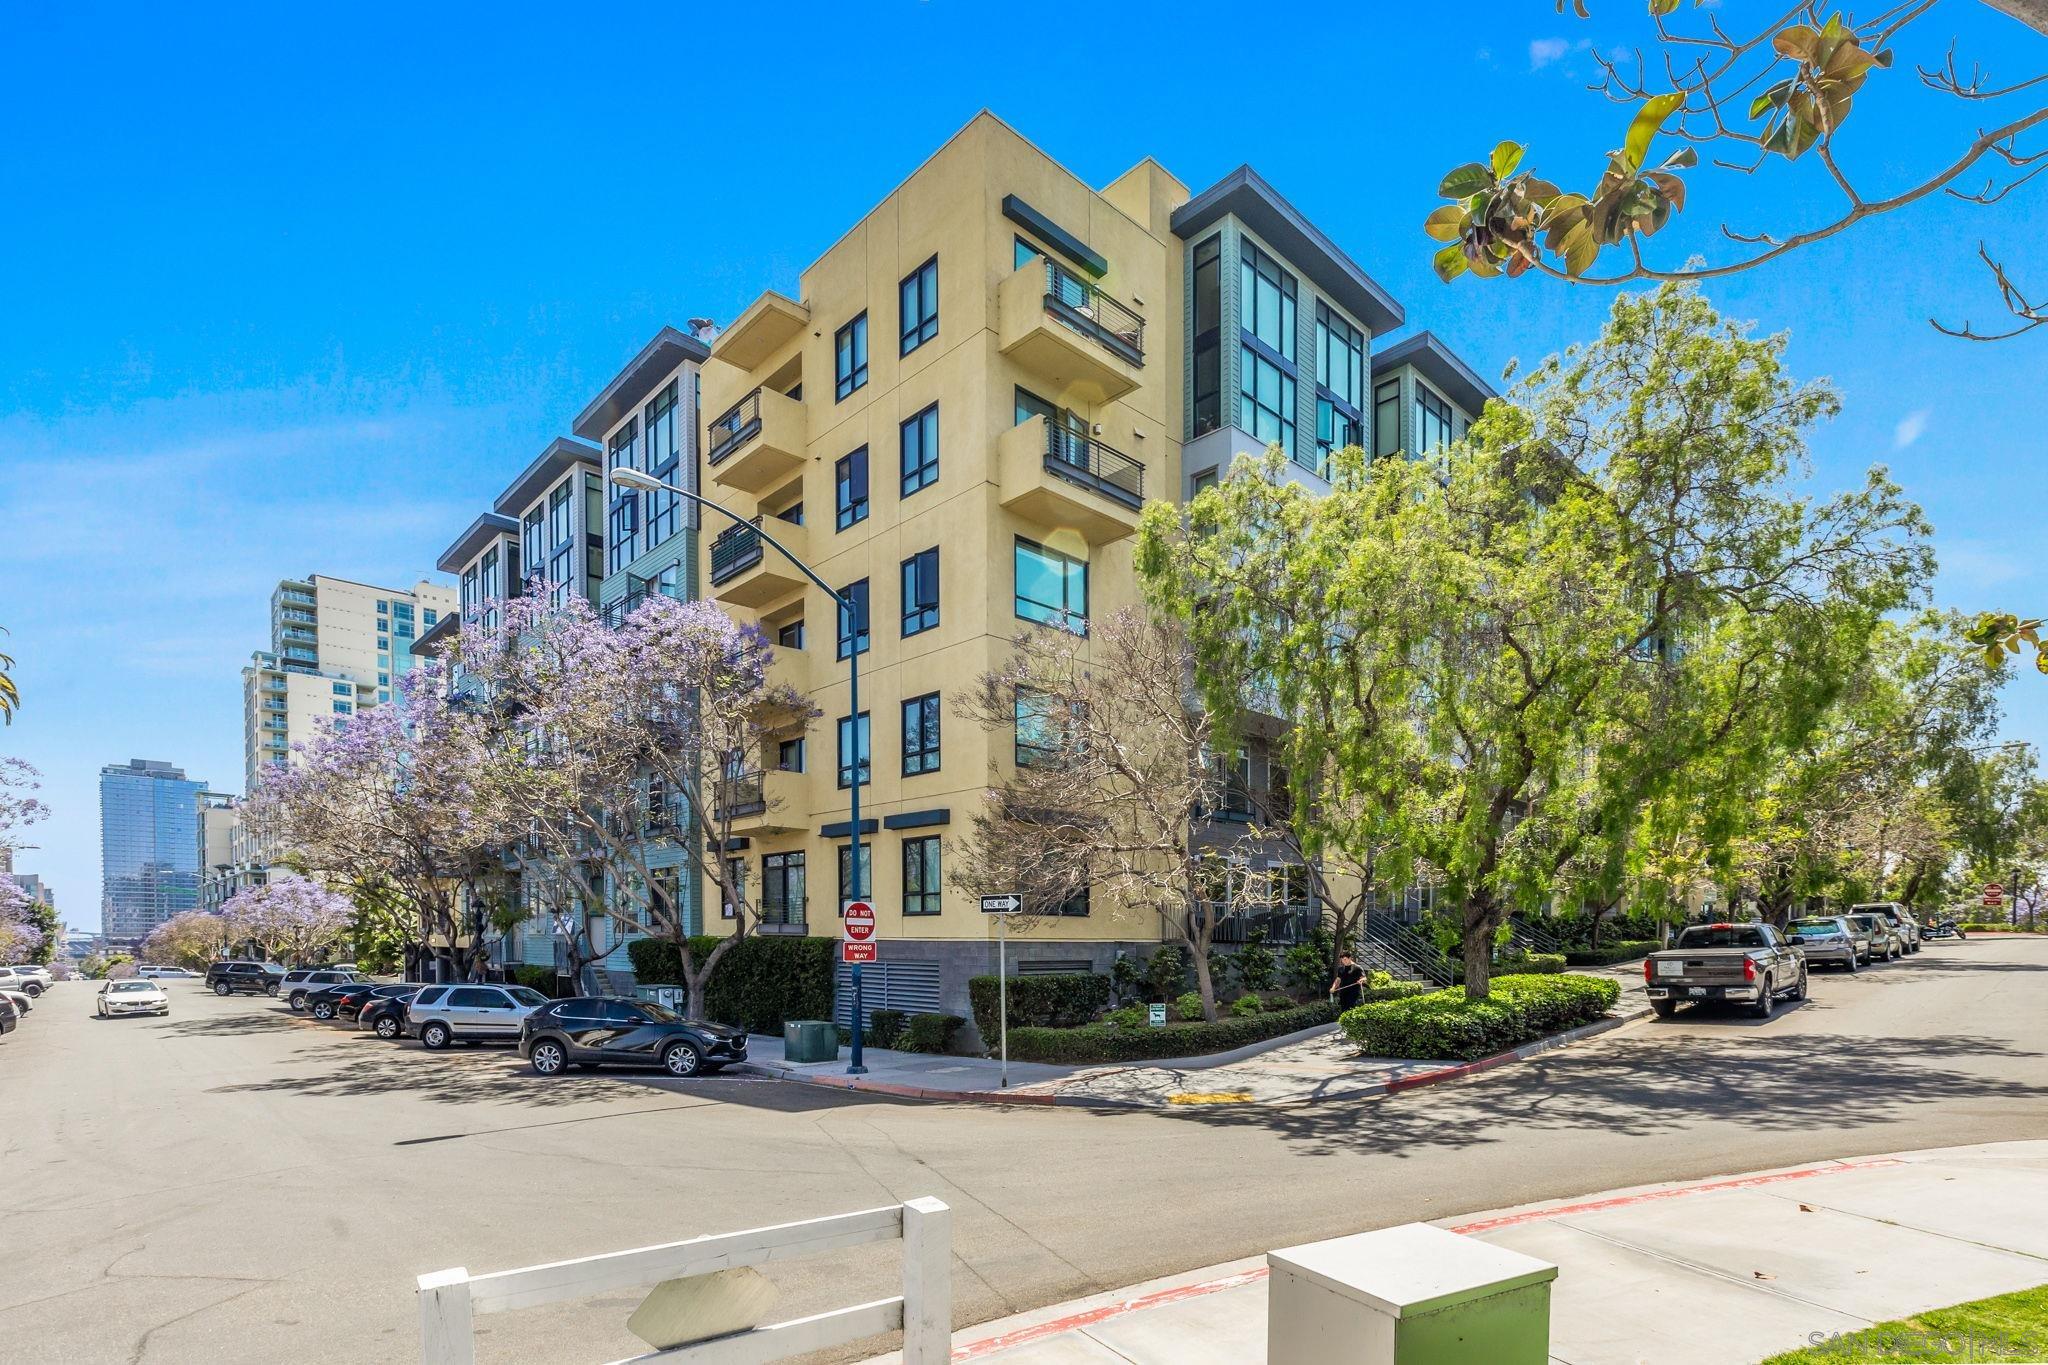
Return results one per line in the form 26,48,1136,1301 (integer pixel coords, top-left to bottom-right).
418,1197,951,1365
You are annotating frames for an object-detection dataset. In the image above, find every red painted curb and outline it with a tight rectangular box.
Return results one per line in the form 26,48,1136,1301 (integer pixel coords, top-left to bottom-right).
743,1066,1060,1105
1447,1156,1905,1234
949,1268,1271,1361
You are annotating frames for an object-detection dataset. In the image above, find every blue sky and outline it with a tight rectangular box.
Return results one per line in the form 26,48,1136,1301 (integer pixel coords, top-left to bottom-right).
2,2,2044,929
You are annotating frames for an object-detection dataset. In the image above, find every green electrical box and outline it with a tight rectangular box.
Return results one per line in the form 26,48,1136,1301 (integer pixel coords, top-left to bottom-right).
783,1020,839,1064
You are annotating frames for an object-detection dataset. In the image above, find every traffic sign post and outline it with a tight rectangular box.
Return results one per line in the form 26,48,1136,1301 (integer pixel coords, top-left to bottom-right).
844,900,875,1074
1985,883,2005,910
981,895,1020,1088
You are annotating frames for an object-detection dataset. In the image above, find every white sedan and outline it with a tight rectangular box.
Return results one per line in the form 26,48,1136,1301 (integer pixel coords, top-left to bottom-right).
97,980,170,1018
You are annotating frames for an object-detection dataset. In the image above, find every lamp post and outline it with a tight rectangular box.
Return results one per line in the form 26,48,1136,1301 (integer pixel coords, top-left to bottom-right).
609,467,869,1074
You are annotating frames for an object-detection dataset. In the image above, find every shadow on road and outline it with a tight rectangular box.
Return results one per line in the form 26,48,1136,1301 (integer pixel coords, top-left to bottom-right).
158,1011,305,1037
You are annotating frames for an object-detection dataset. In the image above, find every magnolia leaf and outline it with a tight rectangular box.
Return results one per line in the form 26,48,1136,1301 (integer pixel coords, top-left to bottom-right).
1624,93,1685,171
1423,205,1467,242
1439,163,1494,199
1773,23,1820,63
1662,145,1699,170
2036,651,2048,676
1491,140,1525,182
1646,171,1687,213
2021,626,2041,646
1553,217,1599,276
1525,176,1564,204
1433,244,1470,282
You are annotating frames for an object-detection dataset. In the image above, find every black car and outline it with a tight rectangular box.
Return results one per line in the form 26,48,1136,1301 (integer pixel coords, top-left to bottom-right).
310,981,417,1022
519,997,747,1078
358,987,422,1040
205,960,284,996
0,993,17,1036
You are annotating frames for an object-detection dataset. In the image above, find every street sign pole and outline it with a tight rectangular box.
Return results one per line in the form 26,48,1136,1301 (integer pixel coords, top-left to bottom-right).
979,894,1021,1089
843,899,876,1075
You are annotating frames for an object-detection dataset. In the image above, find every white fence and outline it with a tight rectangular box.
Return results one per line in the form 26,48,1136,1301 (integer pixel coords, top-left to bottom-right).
418,1197,951,1365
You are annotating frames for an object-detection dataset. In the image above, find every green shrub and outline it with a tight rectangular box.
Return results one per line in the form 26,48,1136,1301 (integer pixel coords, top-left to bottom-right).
1340,972,1621,1061
1366,968,1396,989
1004,1002,1338,1065
1230,993,1265,1017
1497,951,1566,975
1359,980,1431,1004
1175,991,1205,1021
1109,951,1144,1004
1285,941,1332,996
901,1013,965,1054
1145,945,1187,1001
1959,921,2041,933
867,1009,907,1050
1102,1004,1147,1029
1234,929,1278,994
625,935,836,1034
1563,941,1657,966
509,964,561,997
967,972,1111,1039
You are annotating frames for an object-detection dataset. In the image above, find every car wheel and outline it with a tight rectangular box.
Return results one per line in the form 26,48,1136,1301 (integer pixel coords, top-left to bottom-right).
312,1001,335,1020
373,1015,401,1040
1752,974,1775,1019
420,1022,451,1050
1793,968,1809,1002
265,982,280,997
1844,953,1858,973
213,982,232,996
96,1002,106,1017
24,983,41,998
529,1040,566,1076
1650,999,1678,1019
288,992,307,1011
663,1041,703,1077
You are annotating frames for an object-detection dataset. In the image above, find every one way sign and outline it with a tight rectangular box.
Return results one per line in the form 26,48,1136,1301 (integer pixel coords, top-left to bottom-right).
980,894,1022,914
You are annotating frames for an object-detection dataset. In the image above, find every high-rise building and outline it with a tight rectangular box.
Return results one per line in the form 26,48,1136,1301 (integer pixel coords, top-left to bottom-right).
241,573,457,793
99,759,207,943
11,872,54,915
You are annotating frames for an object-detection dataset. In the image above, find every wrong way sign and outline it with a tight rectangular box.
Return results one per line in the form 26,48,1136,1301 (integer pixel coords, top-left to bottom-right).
841,941,877,964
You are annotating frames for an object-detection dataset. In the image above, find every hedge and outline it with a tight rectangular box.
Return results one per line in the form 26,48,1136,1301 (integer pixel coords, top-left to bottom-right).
1003,1001,1338,1065
509,964,562,996
626,935,836,1034
1339,973,1622,1062
967,972,1111,1039
1959,922,2043,934
1497,951,1566,975
1564,941,1657,966
868,1009,908,1050
901,1013,966,1054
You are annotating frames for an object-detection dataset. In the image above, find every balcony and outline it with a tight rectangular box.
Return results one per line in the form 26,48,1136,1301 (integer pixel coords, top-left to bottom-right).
278,609,315,625
711,291,808,373
996,415,1146,543
280,628,317,644
279,590,315,608
755,897,808,936
711,768,806,835
708,516,809,608
1199,905,1320,947
998,258,1145,402
705,387,807,494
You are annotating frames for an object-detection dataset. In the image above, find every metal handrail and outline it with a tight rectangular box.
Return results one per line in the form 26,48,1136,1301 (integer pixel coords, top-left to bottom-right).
1363,916,1456,986
1041,259,1144,361
709,517,768,584
1043,424,1144,507
1202,904,1320,946
706,388,765,465
714,769,767,819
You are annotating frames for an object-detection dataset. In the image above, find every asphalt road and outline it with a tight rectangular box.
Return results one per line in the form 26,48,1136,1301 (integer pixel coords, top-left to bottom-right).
3,936,2044,1365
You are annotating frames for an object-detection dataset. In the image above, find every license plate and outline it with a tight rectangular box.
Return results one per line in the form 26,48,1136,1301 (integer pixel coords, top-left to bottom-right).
1688,987,1707,997
1656,960,1685,978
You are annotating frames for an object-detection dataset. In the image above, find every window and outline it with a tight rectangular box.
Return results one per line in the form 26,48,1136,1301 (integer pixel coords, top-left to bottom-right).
1014,234,1044,271
332,701,352,715
900,548,939,636
722,856,745,919
835,448,869,530
1014,537,1088,631
1316,399,1361,476
1240,241,1297,360
1191,467,1219,497
423,609,437,626
644,380,681,545
1374,378,1402,457
837,841,872,907
608,488,639,573
548,481,573,548
903,836,942,915
1239,346,1296,453
902,692,941,775
776,618,806,649
392,603,413,620
1189,234,1224,439
836,580,870,659
837,711,871,788
1416,383,1456,454
377,672,389,686
1316,304,1365,408
332,682,353,696
377,654,389,668
834,313,868,400
776,736,806,772
521,509,544,587
899,257,938,354
900,403,939,496
376,601,388,615
1014,687,1072,766
762,851,805,928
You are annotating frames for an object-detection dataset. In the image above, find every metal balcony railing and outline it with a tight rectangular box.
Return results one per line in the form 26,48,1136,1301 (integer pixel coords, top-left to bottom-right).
708,519,768,585
757,896,806,932
705,388,765,466
713,770,767,822
1043,425,1144,509
1040,259,1144,365
1200,904,1320,947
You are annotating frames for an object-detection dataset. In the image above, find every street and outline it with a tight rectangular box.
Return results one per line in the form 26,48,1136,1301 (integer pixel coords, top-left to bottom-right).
3,937,2045,1365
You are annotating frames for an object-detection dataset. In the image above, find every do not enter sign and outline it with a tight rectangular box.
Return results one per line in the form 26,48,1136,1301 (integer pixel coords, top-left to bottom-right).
843,900,876,942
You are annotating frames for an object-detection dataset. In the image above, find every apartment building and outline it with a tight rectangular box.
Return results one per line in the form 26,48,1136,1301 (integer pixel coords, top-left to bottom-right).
241,573,457,792
691,114,1494,1025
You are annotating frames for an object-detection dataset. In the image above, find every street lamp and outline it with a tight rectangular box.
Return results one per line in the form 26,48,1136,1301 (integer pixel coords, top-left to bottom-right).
608,467,871,1074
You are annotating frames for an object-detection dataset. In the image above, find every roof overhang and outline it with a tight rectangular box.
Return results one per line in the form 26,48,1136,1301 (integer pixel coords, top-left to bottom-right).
436,513,519,574
572,326,712,441
708,292,809,375
1373,331,1497,417
411,612,459,658
1171,165,1406,336
492,437,600,517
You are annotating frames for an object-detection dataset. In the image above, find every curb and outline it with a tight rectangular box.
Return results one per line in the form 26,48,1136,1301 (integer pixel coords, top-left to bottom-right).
732,1062,1062,1106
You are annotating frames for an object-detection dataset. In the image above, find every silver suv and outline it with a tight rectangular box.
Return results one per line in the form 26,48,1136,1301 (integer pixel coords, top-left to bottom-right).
405,983,548,1050
0,965,50,997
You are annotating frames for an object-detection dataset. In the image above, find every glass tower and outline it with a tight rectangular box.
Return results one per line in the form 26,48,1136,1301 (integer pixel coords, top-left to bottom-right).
99,759,206,943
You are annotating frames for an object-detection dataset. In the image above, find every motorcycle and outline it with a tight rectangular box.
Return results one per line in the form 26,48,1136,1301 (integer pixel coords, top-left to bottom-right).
1922,917,1967,941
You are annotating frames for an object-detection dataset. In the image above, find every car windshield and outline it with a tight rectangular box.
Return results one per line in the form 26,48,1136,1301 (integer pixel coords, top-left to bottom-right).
1792,921,1841,934
505,987,548,1007
110,981,155,993
640,1002,682,1023
1676,925,1767,948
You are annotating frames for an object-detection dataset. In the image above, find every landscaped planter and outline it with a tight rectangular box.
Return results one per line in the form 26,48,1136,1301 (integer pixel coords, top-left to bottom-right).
1339,973,1622,1062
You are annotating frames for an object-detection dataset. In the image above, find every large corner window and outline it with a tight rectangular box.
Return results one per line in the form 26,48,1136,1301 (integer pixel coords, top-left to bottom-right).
834,312,869,400
900,548,939,637
1416,382,1456,455
607,416,641,574
1239,347,1296,454
643,380,680,546
1240,241,1297,360
835,447,869,530
900,403,939,497
1014,687,1076,767
1014,537,1087,632
836,579,870,660
899,257,938,355
1191,235,1222,437
836,711,871,789
1315,304,1365,476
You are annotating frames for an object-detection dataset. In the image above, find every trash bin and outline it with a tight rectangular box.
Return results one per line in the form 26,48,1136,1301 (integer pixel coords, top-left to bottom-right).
783,1019,839,1064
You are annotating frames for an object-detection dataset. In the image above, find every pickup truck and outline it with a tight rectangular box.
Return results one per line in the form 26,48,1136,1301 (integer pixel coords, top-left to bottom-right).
1643,922,1807,1020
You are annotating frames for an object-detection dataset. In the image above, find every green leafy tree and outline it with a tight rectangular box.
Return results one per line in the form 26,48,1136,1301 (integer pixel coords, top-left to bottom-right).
1142,283,1929,997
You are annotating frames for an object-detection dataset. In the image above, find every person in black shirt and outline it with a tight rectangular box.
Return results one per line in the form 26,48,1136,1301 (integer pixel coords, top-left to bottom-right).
1329,951,1367,1010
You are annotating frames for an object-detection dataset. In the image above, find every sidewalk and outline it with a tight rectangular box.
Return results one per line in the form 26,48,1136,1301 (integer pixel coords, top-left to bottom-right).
865,1141,2048,1364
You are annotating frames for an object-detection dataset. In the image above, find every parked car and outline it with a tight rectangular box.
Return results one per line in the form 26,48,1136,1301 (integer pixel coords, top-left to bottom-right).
308,981,415,1022
520,997,749,1078
205,960,284,996
404,983,549,1049
1788,916,1865,971
5,964,53,993
136,964,198,979
358,988,422,1040
97,979,170,1018
1644,922,1808,1019
0,994,17,1036
279,968,370,1011
1846,912,1903,961
0,965,46,999
1854,902,1922,954
2,987,32,1016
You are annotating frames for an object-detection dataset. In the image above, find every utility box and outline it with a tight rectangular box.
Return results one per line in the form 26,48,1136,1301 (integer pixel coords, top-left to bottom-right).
783,1020,839,1064
1267,1223,1557,1365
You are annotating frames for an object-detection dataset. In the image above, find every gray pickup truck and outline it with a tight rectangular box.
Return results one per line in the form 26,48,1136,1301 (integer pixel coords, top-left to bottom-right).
1644,922,1807,1020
